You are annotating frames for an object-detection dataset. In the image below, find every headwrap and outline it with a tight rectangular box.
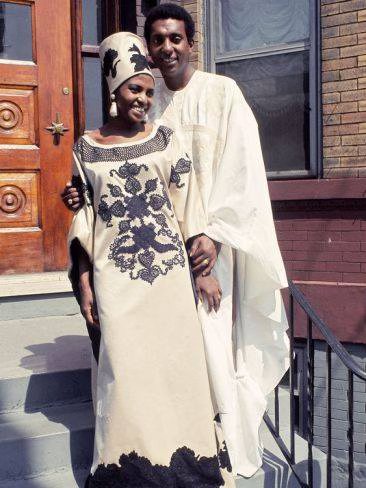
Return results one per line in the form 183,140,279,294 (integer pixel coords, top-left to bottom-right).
99,32,154,94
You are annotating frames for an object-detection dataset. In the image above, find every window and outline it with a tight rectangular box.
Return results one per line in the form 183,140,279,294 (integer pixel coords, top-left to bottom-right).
206,0,321,178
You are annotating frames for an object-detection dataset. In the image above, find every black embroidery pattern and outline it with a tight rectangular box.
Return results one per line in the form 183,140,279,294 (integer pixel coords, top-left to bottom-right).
97,161,185,284
218,441,232,473
75,126,173,164
103,49,120,78
170,154,192,189
129,43,151,72
87,446,224,488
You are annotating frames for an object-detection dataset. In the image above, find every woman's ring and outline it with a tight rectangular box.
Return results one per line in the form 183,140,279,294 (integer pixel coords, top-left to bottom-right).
203,258,209,266
68,198,73,205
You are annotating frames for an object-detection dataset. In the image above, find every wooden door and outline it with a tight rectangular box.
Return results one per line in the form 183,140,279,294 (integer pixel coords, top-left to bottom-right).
0,0,74,274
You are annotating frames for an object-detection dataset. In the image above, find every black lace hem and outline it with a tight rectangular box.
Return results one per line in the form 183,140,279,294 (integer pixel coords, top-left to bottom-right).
87,446,225,488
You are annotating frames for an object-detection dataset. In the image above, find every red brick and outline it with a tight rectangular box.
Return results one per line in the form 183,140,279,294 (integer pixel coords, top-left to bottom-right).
323,167,359,177
326,261,361,273
324,157,341,167
341,231,366,241
282,250,343,261
323,79,357,92
322,3,340,15
361,261,366,269
342,133,366,144
278,241,293,251
323,34,357,48
322,12,358,27
322,57,357,70
292,261,327,271
327,262,361,272
323,92,341,103
308,231,342,241
274,220,293,230
293,220,360,231
277,230,308,241
342,272,366,283
323,135,341,146
322,70,340,81
293,241,360,252
359,145,366,155
340,1,366,13
308,271,342,282
340,66,366,79
361,221,366,230
322,48,340,60
323,26,341,38
341,89,366,101
340,155,366,165
289,270,309,281
342,111,366,123
324,114,341,125
340,21,366,35
341,43,366,57
323,102,358,113
343,251,366,262
323,123,359,134
323,145,358,156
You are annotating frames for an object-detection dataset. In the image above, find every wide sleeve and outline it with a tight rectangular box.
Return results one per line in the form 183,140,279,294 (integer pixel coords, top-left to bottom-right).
67,146,95,296
205,81,288,301
168,133,207,242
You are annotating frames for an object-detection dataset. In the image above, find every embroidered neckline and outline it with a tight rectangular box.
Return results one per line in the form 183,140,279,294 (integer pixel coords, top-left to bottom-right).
74,125,173,163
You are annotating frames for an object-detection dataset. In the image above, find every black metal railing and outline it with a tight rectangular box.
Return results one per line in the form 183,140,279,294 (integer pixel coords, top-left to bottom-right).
264,280,366,488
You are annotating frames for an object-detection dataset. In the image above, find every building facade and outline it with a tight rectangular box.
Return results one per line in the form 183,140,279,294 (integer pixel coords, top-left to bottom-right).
0,0,366,479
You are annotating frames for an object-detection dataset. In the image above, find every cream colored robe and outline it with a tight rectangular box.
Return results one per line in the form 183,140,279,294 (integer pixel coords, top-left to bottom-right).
151,70,290,477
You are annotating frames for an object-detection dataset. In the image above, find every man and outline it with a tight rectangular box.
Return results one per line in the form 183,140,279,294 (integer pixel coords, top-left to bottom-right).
63,3,289,478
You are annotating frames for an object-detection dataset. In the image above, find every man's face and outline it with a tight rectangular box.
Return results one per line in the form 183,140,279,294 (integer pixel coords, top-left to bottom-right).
147,18,193,79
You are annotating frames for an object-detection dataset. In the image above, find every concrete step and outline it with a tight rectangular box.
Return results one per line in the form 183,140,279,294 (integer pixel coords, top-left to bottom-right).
0,468,89,488
0,402,94,482
0,314,91,412
0,272,79,321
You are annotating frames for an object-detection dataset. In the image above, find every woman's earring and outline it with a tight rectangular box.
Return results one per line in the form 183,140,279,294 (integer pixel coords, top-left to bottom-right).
109,93,118,118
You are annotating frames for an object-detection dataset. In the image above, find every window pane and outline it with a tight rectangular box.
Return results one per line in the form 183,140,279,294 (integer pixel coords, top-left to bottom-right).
216,0,310,54
83,57,104,130
82,0,102,45
217,51,310,173
0,2,32,61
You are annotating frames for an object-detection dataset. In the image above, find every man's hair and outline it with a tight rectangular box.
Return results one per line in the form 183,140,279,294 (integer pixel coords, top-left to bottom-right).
144,3,195,44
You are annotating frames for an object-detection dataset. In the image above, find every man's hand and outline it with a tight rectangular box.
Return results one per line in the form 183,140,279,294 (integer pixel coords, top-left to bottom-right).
61,181,84,211
79,277,99,328
189,234,218,276
195,274,222,313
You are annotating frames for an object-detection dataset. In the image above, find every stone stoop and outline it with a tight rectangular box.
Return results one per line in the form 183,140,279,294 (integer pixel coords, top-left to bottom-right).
0,273,326,487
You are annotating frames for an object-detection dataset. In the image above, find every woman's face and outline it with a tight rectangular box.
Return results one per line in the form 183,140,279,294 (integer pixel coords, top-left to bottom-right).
115,74,155,125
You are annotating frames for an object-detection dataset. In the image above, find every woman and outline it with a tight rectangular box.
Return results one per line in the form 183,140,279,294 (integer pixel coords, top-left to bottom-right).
68,32,233,487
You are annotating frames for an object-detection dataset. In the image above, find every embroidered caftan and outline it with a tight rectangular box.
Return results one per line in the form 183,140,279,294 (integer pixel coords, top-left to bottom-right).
151,70,290,477
68,125,233,487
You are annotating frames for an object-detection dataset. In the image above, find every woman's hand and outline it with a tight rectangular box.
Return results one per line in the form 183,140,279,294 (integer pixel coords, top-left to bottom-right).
195,274,222,313
61,181,84,211
79,274,99,327
189,235,219,276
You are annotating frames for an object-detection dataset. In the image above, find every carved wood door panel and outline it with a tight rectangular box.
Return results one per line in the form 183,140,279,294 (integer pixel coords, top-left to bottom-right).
0,0,74,274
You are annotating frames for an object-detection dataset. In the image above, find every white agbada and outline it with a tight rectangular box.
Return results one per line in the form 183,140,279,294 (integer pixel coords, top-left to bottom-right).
151,70,290,477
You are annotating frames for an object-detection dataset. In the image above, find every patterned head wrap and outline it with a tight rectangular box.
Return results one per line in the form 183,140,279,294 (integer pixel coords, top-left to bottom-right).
99,32,154,95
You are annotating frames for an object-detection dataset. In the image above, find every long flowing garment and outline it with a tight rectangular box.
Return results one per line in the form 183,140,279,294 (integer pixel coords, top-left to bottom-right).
68,125,234,487
151,70,290,477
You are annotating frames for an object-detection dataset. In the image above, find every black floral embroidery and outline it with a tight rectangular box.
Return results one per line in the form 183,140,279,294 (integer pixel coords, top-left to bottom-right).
75,126,173,163
170,154,192,189
97,161,185,284
103,49,120,78
129,43,151,72
218,441,232,473
86,446,224,487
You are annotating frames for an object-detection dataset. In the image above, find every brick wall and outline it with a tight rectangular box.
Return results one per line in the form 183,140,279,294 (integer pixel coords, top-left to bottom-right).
322,0,366,177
